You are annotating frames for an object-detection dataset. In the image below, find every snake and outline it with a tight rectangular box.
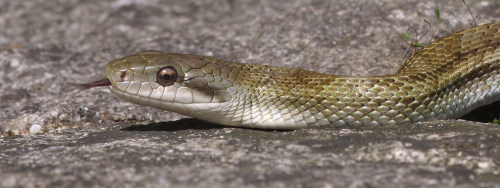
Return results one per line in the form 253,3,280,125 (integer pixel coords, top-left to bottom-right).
86,23,500,129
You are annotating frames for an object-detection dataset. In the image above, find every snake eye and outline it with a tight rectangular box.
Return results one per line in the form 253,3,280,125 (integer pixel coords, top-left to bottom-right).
157,66,178,86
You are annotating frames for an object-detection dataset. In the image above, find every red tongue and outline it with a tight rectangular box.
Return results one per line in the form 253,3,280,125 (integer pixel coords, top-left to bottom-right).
78,78,111,89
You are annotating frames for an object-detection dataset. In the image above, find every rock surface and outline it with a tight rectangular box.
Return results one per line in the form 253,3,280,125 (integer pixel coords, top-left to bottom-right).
1,0,500,187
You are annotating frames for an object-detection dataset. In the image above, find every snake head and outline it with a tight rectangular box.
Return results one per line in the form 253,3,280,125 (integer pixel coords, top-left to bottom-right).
105,50,235,121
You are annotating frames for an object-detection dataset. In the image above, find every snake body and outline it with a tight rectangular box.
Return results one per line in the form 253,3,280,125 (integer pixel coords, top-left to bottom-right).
103,23,500,129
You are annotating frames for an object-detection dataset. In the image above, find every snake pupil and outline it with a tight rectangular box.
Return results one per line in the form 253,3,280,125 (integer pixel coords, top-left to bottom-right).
157,66,177,86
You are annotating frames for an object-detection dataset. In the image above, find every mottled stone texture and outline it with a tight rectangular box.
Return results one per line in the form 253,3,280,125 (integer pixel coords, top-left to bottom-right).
0,0,500,187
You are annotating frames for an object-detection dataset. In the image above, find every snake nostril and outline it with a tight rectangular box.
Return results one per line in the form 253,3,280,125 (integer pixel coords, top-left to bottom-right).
120,72,126,81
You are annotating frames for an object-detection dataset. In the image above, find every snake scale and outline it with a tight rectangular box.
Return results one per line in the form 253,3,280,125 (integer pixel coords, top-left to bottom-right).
93,23,500,129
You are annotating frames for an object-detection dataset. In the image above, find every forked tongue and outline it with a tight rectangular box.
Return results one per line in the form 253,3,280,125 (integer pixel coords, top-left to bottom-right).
76,78,111,89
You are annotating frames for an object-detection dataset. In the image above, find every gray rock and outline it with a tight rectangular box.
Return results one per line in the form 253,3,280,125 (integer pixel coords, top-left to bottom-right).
1,0,500,187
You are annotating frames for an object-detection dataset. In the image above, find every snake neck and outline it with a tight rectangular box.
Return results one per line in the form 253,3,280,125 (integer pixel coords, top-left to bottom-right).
204,23,500,128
